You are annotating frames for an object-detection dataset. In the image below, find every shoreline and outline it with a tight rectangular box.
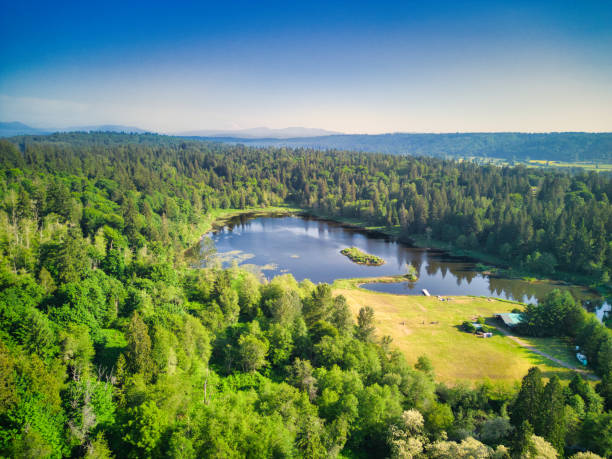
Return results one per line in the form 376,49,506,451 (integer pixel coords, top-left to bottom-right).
297,208,610,302
198,206,609,307
335,276,526,307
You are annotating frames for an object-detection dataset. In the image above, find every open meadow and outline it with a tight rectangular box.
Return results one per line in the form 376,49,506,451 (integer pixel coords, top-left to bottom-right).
333,281,585,384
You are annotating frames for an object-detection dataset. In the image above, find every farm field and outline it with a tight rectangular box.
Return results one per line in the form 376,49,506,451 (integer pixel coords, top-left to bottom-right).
333,281,583,384
525,159,612,171
468,156,612,171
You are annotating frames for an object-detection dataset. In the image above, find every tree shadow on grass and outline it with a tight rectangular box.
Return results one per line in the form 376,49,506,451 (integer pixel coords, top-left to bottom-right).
481,317,579,382
538,367,575,382
515,346,576,382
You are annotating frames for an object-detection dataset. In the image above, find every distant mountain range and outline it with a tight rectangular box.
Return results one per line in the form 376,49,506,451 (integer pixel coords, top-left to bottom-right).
2,122,610,163
0,121,49,137
63,124,148,134
177,126,340,138
0,121,147,137
0,122,337,139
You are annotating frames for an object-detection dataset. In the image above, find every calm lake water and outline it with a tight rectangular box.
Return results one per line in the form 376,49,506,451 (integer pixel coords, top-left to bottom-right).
207,214,610,319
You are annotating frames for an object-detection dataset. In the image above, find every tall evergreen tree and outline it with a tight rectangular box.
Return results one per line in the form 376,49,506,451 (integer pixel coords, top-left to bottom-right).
510,367,544,429
538,375,567,452
356,306,376,343
125,312,152,375
512,420,535,459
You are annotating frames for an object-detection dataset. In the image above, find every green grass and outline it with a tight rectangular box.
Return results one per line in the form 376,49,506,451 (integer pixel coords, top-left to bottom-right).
333,280,578,384
525,159,612,171
520,336,581,367
465,156,612,172
340,247,385,266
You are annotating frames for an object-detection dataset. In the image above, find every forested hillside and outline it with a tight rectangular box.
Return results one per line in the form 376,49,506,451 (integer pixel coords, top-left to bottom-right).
0,133,611,458
201,132,612,163
5,132,610,283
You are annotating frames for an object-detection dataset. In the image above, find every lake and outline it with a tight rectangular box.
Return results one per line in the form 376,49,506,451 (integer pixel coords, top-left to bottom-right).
207,213,610,319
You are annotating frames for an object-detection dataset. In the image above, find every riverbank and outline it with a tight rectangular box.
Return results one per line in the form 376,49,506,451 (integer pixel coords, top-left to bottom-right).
332,279,592,383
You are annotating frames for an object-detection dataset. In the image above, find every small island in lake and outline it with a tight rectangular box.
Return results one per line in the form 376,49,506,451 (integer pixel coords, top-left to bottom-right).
340,247,385,266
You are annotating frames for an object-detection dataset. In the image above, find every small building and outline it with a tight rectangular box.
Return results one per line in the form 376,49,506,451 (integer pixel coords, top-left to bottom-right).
422,289,431,296
495,313,523,328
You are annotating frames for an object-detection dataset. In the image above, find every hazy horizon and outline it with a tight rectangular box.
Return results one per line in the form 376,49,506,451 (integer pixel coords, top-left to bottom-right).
1,1,611,133
3,120,612,136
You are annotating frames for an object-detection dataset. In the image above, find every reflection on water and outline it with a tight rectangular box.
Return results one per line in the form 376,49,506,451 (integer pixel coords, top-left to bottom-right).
207,214,610,320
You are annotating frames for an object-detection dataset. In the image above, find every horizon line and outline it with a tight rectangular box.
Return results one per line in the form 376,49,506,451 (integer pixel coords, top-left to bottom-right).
1,120,611,136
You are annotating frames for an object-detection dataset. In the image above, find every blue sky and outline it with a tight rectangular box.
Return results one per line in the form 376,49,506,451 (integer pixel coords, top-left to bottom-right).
1,0,611,133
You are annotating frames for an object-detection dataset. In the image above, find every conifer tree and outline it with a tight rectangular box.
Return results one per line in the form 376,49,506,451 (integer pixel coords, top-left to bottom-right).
125,312,152,375
356,306,376,343
512,420,535,458
510,367,543,429
538,375,567,452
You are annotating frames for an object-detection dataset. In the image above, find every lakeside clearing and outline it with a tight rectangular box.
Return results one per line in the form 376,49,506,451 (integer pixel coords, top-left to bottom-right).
332,279,590,384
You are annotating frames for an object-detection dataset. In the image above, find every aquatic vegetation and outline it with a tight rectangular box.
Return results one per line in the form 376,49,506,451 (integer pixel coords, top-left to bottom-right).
340,247,385,266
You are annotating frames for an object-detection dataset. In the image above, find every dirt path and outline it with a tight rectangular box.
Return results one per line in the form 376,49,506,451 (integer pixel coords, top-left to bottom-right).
495,326,599,381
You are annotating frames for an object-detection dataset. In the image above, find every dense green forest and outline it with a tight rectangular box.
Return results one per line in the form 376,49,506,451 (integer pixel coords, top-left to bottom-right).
200,132,612,163
5,132,610,285
4,129,612,164
0,132,611,458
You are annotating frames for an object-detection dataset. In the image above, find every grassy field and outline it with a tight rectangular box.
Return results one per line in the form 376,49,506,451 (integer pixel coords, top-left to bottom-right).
465,156,612,171
519,336,580,366
332,281,581,384
526,159,612,171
